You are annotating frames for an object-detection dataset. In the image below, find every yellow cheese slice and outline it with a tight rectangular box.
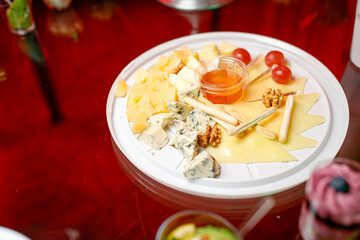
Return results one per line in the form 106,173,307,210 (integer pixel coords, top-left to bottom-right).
275,132,318,152
115,78,129,98
258,94,325,134
293,92,321,114
208,128,296,163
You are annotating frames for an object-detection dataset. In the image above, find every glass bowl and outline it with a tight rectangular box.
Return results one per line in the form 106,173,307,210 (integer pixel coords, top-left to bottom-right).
155,209,242,240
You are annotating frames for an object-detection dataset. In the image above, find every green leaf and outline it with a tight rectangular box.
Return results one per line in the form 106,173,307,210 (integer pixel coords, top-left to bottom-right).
6,0,32,30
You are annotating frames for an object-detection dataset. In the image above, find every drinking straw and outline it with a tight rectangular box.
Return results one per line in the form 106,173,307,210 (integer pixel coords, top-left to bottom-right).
238,197,276,237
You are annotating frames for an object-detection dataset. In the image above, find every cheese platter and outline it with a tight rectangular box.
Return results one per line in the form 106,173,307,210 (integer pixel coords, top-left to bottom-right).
106,32,348,204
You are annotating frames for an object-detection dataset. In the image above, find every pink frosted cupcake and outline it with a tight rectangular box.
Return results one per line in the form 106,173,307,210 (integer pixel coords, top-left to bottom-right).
299,158,360,240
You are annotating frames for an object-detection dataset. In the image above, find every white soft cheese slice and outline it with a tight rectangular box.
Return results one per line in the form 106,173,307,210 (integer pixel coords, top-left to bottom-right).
137,125,168,150
169,123,198,161
183,151,221,178
147,113,174,128
168,101,193,121
177,85,200,103
185,107,215,134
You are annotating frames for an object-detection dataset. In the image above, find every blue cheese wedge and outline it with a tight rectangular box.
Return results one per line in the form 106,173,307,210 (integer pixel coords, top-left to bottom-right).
147,113,174,128
168,123,198,160
168,101,193,121
137,125,168,150
185,107,215,134
183,151,221,178
177,85,200,103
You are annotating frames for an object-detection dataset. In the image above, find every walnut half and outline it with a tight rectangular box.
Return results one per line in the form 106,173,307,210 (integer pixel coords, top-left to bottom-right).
262,88,283,108
198,125,221,148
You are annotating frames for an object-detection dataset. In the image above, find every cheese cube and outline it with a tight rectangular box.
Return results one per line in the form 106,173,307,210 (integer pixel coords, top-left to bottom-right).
183,54,200,71
219,41,237,57
159,86,177,104
199,44,220,60
168,101,193,121
137,125,169,150
153,55,170,70
169,73,191,91
126,107,140,122
169,123,198,160
151,80,171,91
183,151,221,178
129,87,152,103
131,119,149,134
148,91,163,106
180,45,193,56
153,102,168,113
126,97,138,112
115,78,130,98
147,70,164,83
169,50,185,64
177,85,200,103
177,66,197,85
131,82,147,90
162,63,178,79
137,94,155,118
132,67,148,84
185,107,215,134
147,113,174,128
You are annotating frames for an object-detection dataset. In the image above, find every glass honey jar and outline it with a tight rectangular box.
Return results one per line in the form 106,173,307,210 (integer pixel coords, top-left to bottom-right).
195,57,249,104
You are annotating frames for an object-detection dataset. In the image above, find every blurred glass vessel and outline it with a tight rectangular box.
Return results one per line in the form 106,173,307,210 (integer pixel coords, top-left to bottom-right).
338,0,360,161
157,0,234,11
155,210,242,240
298,158,360,240
157,0,234,34
0,0,35,35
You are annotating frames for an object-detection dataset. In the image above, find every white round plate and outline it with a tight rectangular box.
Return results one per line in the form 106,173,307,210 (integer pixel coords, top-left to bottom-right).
0,227,30,240
106,32,349,199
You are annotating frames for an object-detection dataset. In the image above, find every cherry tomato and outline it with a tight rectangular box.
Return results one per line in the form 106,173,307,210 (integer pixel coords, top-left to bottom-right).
272,65,292,84
232,48,251,65
265,50,285,67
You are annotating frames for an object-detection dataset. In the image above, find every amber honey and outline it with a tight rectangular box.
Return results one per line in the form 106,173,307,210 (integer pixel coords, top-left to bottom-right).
201,69,244,104
196,57,248,104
